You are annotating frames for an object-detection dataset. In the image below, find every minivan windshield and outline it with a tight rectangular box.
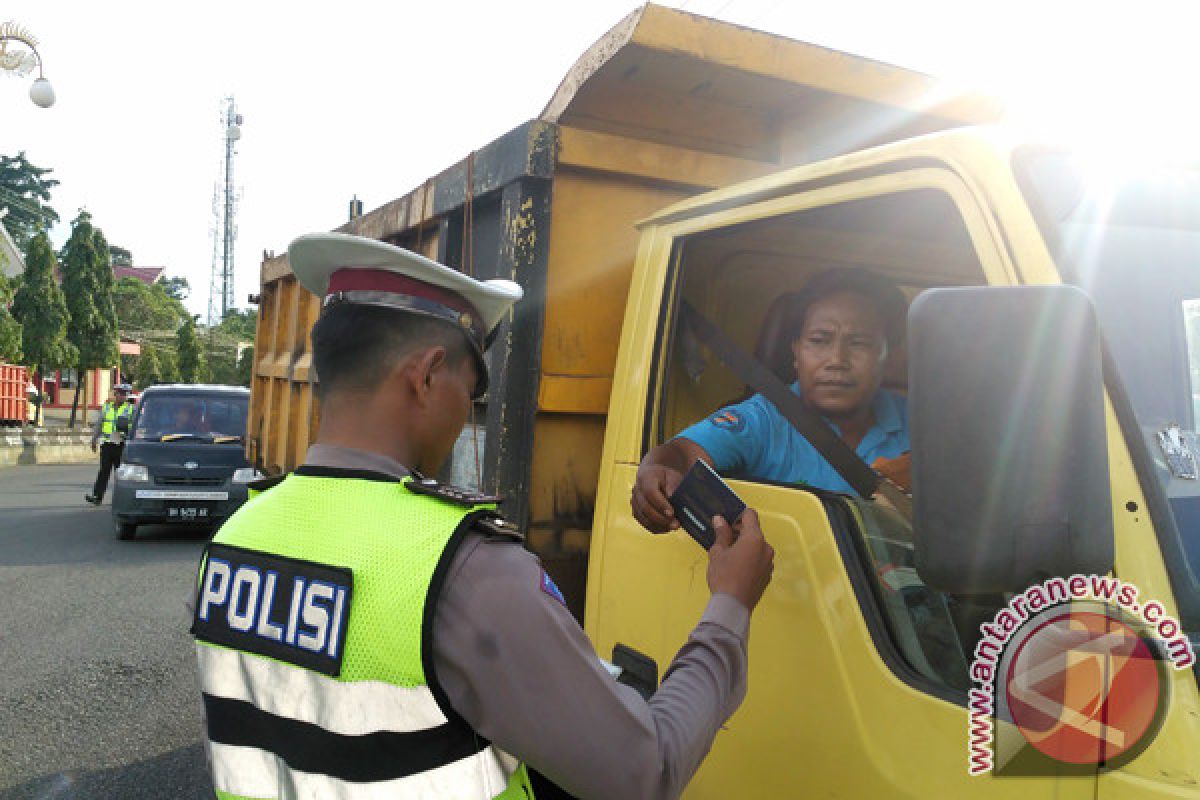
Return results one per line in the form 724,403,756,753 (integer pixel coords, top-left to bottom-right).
1017,149,1200,626
133,393,249,443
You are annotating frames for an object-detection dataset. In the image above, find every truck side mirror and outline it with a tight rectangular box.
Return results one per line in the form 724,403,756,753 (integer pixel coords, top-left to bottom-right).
908,285,1114,594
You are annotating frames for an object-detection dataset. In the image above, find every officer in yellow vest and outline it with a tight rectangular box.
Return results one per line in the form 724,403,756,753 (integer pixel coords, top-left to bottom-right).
191,233,775,799
86,382,134,505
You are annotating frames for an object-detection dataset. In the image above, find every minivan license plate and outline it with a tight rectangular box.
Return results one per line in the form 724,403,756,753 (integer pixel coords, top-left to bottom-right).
168,506,209,521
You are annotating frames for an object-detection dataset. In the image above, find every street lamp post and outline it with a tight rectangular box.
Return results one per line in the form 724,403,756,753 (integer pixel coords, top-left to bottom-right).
0,21,54,108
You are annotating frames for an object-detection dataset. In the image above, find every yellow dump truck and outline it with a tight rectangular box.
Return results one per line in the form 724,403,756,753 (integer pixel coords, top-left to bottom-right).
249,3,1000,612
248,4,1200,796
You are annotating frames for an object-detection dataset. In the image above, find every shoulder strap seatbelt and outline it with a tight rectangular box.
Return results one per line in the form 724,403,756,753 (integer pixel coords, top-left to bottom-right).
680,300,912,518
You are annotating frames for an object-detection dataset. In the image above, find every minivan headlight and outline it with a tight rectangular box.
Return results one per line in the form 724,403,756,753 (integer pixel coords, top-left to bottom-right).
116,464,149,482
232,467,263,484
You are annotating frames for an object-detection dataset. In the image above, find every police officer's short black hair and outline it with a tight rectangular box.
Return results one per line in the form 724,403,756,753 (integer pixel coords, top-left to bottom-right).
311,303,474,399
787,268,908,347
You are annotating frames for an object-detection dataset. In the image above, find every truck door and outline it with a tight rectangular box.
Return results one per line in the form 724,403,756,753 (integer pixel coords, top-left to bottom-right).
587,167,1099,798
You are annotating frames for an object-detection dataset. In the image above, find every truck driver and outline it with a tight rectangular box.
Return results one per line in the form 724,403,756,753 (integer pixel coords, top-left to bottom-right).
632,268,912,534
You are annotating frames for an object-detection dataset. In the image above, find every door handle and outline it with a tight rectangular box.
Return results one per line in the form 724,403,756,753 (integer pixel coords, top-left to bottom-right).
612,643,658,700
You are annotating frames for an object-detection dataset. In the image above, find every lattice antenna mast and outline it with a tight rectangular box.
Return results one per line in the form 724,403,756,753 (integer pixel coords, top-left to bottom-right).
220,96,243,319
206,181,221,326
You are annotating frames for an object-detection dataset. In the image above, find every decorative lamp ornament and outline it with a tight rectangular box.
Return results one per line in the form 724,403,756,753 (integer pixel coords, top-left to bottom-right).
1,21,54,108
28,76,53,108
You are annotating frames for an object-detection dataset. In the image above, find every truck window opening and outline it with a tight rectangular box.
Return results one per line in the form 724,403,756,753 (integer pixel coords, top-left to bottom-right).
649,183,994,695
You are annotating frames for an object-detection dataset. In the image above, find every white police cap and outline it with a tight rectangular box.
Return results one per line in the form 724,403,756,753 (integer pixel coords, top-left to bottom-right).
288,233,523,397
288,233,523,341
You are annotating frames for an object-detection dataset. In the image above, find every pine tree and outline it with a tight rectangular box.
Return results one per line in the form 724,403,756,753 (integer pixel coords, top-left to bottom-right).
11,231,73,425
177,316,207,383
235,345,254,387
134,343,164,389
0,152,60,253
0,273,22,363
159,347,181,384
60,211,118,428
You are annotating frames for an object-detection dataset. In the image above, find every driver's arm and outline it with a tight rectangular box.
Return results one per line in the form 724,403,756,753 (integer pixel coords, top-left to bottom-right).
631,438,713,533
632,400,768,533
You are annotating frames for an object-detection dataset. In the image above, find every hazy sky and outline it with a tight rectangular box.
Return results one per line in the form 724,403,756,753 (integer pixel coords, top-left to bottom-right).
5,0,1199,319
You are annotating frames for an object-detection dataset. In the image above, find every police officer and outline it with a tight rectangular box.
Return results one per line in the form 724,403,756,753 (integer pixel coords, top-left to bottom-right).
86,382,134,505
190,233,775,799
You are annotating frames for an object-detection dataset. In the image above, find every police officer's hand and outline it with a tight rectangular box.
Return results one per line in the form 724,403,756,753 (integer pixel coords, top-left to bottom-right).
631,464,683,532
707,509,774,611
91,442,97,453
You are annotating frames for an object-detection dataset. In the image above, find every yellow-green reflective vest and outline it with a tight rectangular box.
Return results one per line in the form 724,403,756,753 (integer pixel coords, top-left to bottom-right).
192,468,534,800
100,401,132,441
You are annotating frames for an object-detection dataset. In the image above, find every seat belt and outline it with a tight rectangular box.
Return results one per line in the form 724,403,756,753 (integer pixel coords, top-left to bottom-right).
680,299,912,519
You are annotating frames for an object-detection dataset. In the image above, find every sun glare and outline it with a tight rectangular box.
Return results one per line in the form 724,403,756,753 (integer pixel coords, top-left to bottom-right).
965,5,1200,165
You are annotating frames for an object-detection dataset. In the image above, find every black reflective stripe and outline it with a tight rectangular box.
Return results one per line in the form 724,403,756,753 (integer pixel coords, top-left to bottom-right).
203,692,486,783
421,509,493,737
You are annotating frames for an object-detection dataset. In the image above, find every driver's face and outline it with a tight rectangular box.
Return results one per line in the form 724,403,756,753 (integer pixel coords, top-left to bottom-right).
791,291,888,419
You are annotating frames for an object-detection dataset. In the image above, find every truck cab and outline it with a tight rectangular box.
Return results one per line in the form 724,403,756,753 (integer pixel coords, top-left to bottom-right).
586,128,1200,797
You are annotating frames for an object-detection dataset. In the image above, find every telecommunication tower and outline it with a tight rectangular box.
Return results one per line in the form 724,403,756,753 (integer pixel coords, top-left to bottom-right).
207,96,243,324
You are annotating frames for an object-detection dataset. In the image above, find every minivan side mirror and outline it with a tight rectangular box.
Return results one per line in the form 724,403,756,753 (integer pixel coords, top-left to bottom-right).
908,285,1114,594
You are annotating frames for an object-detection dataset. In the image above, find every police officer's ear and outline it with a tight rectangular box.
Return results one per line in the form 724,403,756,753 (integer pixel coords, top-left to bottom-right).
409,345,450,404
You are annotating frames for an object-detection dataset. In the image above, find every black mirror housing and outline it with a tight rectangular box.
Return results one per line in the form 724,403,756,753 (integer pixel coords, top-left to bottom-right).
909,285,1114,593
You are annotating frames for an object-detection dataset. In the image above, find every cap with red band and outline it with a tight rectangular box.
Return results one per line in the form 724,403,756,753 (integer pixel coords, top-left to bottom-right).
287,232,523,397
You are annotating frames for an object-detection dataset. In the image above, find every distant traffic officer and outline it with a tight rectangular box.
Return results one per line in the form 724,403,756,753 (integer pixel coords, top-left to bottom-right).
86,383,134,505
190,233,774,799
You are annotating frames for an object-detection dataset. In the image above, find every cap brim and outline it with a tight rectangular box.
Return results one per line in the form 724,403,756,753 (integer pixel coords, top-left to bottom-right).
287,233,523,335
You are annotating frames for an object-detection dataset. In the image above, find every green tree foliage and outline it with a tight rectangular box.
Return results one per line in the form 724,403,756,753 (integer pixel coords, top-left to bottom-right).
204,332,238,386
60,211,119,426
177,316,208,383
114,276,190,331
235,345,254,386
0,273,22,363
160,346,181,384
160,275,190,302
109,245,133,267
218,307,257,341
134,342,165,389
11,232,74,422
0,153,60,253
200,308,256,386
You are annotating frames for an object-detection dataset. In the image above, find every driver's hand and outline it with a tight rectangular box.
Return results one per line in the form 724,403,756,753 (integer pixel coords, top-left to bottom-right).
631,464,684,533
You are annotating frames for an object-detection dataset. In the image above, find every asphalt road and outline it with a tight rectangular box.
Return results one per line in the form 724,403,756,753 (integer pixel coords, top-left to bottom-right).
0,464,214,799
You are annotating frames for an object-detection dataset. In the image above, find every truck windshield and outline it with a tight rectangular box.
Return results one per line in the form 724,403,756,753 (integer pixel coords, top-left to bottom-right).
134,394,248,442
1017,150,1200,600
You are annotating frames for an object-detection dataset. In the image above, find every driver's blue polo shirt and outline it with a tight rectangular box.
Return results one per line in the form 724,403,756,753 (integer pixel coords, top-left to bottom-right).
674,383,909,496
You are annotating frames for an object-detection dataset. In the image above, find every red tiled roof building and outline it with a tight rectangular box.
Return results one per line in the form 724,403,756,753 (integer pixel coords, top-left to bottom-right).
113,266,164,285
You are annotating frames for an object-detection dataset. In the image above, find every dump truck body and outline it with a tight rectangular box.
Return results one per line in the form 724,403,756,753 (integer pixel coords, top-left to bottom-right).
247,3,998,614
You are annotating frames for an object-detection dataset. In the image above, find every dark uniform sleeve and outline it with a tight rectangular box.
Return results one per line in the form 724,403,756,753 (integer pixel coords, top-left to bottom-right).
432,528,750,800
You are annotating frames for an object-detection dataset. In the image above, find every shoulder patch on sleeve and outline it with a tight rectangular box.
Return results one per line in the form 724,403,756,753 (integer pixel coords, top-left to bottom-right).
708,409,746,432
539,568,567,608
405,477,502,507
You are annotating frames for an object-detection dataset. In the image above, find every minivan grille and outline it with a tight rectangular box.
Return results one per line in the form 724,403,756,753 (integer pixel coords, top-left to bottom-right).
155,475,223,487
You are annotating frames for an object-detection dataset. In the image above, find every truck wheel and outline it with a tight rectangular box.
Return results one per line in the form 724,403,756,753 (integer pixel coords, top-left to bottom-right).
115,518,137,541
